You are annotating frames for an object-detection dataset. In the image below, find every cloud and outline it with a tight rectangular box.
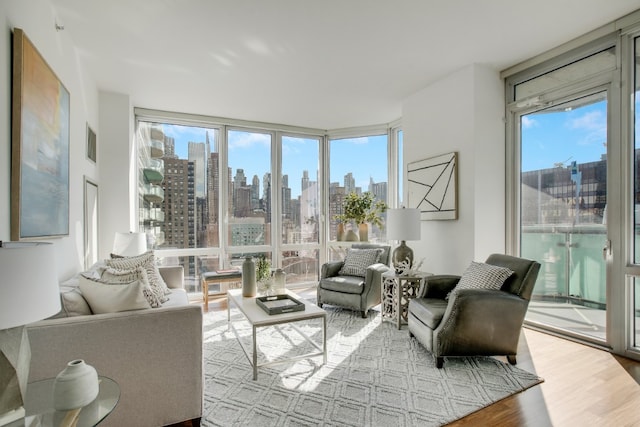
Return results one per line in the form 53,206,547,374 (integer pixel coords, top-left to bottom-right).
567,110,606,146
228,131,271,150
568,110,604,131
521,116,537,128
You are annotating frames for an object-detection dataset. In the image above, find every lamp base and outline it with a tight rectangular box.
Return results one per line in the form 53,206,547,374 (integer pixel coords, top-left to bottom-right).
0,327,30,426
392,241,414,274
0,406,25,426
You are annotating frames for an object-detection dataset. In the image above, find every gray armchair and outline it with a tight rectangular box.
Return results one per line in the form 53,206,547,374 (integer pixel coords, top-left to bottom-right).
408,253,540,368
317,243,391,318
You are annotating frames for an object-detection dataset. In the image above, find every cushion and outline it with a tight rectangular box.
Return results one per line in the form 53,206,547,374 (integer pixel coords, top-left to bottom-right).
450,261,514,298
78,276,152,314
338,248,383,277
47,285,92,319
93,266,164,308
106,250,171,298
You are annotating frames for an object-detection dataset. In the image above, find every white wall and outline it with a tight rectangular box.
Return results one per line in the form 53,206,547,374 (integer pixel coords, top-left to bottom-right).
0,0,99,280
98,91,135,260
402,64,505,275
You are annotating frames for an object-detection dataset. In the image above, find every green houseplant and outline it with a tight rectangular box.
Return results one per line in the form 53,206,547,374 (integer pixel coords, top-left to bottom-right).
334,192,388,241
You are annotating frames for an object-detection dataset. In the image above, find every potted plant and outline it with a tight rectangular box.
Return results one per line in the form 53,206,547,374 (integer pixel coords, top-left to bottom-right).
334,191,388,241
256,255,273,295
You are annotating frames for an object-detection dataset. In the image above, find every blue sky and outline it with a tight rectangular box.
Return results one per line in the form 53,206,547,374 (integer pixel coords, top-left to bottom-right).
521,99,607,172
162,125,388,198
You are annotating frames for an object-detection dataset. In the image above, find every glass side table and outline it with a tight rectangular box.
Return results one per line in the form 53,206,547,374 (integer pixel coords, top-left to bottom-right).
381,270,432,329
8,376,120,427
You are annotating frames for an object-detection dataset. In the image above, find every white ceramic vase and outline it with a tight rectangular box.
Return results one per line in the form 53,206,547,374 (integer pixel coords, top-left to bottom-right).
53,359,99,411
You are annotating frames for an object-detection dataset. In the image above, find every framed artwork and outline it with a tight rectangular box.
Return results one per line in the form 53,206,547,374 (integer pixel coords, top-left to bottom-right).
87,124,97,163
84,178,99,269
11,28,70,240
407,152,458,220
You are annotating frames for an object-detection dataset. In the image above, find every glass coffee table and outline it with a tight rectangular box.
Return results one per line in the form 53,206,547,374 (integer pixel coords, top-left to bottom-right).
227,288,327,380
8,376,119,427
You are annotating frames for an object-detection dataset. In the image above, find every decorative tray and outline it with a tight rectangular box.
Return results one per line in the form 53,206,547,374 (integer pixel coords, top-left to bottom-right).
256,294,306,315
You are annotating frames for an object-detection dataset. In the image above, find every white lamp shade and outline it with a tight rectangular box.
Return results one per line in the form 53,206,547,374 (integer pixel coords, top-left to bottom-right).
0,242,61,330
386,208,421,241
112,232,147,257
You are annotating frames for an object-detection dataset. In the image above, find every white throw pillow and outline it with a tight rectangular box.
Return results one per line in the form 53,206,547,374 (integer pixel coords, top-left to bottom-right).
79,276,152,314
338,248,383,277
450,261,514,298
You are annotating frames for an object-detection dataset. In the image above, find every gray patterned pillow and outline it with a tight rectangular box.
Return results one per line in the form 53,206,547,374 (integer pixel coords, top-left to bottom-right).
338,248,383,277
106,250,171,297
451,261,514,298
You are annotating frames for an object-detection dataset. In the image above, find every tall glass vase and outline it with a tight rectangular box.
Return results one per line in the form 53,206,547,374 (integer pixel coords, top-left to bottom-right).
242,257,256,297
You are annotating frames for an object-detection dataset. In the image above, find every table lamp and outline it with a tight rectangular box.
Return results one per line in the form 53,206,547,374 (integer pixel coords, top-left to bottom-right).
0,241,60,425
386,208,421,273
112,232,147,257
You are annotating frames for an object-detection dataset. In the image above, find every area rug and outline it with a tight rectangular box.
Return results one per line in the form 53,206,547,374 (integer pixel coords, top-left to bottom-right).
202,306,542,426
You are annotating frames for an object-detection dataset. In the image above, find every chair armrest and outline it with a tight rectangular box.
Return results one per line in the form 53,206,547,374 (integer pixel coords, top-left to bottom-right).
159,265,184,289
362,263,390,306
364,263,390,283
435,289,529,354
423,275,461,298
321,261,344,279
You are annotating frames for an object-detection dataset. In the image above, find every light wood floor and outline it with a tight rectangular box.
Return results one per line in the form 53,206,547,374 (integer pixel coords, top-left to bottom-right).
200,292,640,427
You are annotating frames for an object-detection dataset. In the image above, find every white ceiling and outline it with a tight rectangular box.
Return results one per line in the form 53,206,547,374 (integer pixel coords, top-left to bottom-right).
50,0,640,130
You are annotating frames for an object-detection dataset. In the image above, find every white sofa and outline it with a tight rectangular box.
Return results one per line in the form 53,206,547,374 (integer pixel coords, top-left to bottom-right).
26,266,203,427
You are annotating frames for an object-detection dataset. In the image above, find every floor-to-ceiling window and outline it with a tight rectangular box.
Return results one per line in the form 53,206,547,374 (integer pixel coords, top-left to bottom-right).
136,113,399,296
327,132,389,262
505,23,640,360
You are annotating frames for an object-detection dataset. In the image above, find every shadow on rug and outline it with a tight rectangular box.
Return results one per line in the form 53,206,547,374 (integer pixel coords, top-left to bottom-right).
202,306,542,426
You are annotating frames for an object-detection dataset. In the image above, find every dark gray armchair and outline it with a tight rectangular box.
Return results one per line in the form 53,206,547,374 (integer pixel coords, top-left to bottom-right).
317,243,390,318
408,253,540,368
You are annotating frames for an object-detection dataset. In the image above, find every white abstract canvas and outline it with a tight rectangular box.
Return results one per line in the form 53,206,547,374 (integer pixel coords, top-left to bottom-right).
407,152,458,220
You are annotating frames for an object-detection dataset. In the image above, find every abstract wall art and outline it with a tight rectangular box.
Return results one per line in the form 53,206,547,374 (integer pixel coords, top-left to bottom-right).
407,152,458,220
11,28,70,239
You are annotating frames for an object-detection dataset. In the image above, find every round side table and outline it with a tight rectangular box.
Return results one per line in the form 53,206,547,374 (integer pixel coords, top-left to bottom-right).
10,376,120,427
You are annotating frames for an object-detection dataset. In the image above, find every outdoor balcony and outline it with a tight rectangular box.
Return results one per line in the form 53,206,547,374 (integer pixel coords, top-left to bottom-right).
142,207,165,223
522,224,630,342
149,137,164,158
142,183,164,203
143,158,164,184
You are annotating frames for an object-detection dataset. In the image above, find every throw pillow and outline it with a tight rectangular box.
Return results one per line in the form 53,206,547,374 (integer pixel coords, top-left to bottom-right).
78,276,152,314
95,266,164,307
105,250,171,297
450,261,514,298
339,248,383,277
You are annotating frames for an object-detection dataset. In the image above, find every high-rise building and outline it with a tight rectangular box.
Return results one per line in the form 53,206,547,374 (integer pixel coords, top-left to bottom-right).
163,136,177,159
344,173,355,195
188,141,207,198
251,175,260,210
161,158,195,249
160,157,195,275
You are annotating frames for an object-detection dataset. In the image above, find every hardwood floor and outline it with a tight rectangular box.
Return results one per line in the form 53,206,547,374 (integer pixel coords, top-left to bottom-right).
198,291,640,427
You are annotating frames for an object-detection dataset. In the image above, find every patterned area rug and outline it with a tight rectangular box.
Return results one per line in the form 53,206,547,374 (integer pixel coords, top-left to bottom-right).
202,306,542,426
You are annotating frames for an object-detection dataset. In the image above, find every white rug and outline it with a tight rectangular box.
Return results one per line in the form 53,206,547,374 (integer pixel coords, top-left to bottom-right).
202,306,542,426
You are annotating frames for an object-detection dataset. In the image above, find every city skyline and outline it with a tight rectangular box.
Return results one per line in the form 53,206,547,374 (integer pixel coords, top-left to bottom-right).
162,124,388,198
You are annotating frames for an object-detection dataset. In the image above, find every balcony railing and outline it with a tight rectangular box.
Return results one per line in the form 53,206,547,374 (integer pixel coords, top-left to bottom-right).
522,224,606,308
142,183,164,203
149,138,164,158
143,158,164,184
